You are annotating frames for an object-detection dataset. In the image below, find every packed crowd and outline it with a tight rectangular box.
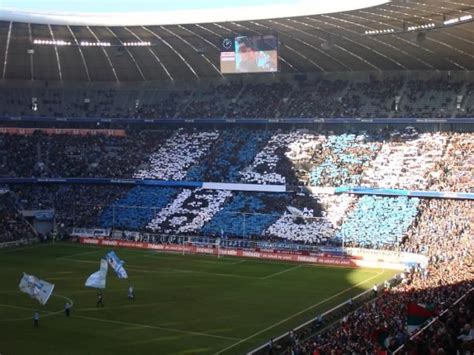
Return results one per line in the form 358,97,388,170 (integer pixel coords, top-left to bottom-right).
0,128,471,244
1,76,471,120
240,131,302,185
395,78,465,118
281,196,472,354
277,135,473,354
146,188,232,234
337,195,420,248
430,133,473,193
133,129,219,181
310,133,380,187
1,124,472,355
284,80,348,119
405,290,473,354
0,191,35,243
0,130,170,178
361,131,447,190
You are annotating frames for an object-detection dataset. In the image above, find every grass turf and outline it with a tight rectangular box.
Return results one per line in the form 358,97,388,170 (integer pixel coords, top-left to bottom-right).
0,242,396,354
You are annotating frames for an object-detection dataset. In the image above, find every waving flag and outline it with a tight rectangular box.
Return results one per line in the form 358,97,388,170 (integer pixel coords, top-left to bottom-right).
407,302,437,333
19,273,55,305
85,259,108,289
105,251,128,279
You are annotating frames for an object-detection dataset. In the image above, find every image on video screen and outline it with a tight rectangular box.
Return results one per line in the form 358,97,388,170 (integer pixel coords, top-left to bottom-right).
220,35,278,74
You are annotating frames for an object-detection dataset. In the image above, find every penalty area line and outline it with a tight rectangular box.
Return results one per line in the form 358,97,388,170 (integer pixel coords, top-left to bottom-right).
260,264,303,280
56,249,102,260
215,270,386,354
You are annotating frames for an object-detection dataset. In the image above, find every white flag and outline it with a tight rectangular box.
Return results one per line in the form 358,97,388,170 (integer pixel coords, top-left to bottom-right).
85,259,108,289
19,273,55,306
105,251,128,279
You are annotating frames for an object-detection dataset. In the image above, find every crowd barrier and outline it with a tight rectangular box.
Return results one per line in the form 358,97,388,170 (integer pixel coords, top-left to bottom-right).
336,186,474,200
0,127,126,136
1,115,473,125
2,177,470,199
0,177,287,192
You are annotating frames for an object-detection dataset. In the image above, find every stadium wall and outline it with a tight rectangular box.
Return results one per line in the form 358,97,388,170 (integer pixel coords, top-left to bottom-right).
78,237,415,270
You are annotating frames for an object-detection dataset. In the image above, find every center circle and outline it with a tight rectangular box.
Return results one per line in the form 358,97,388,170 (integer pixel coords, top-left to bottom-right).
0,291,74,321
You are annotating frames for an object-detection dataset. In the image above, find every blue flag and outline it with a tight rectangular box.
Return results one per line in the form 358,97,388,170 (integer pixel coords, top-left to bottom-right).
85,259,108,289
19,273,55,305
105,251,128,279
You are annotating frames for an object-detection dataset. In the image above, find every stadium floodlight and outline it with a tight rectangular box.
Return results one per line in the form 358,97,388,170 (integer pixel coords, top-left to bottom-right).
444,14,472,26
364,28,396,35
79,41,111,47
444,18,459,25
33,39,71,46
123,41,152,46
406,23,436,32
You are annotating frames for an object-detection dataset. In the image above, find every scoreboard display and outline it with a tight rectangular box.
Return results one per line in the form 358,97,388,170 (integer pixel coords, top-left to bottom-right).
220,34,278,74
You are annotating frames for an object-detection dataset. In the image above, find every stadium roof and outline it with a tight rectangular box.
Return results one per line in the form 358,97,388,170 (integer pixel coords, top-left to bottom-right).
0,0,390,26
0,0,473,82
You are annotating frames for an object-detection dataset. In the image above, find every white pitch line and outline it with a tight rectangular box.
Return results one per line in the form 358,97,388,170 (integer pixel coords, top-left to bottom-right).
73,314,242,342
215,270,386,354
0,294,74,321
64,258,259,280
69,288,154,294
77,302,163,311
261,265,303,280
57,249,101,260
144,252,247,265
0,301,239,342
130,267,258,280
0,303,52,312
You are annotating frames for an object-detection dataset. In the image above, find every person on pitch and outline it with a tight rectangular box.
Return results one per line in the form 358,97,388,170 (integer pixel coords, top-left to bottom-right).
33,311,40,327
97,291,104,307
128,285,135,301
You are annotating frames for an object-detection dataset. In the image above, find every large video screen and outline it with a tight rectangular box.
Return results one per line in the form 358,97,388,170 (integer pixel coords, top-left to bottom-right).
220,35,278,74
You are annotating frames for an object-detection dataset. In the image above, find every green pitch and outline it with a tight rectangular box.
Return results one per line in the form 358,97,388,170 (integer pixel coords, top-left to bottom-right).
0,243,395,354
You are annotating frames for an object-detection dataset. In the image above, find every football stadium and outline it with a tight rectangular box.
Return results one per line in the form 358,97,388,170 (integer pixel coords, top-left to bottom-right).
0,0,473,354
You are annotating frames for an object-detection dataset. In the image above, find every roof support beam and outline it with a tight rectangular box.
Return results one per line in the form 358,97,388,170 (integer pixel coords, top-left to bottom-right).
360,9,468,70
142,26,200,80
253,20,349,71
124,27,174,82
27,23,35,80
87,26,120,81
2,22,12,79
160,26,221,76
106,27,146,80
341,12,434,69
67,25,91,81
48,24,63,80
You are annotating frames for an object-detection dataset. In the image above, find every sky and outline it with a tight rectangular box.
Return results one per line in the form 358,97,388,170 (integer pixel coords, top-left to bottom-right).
1,0,295,13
